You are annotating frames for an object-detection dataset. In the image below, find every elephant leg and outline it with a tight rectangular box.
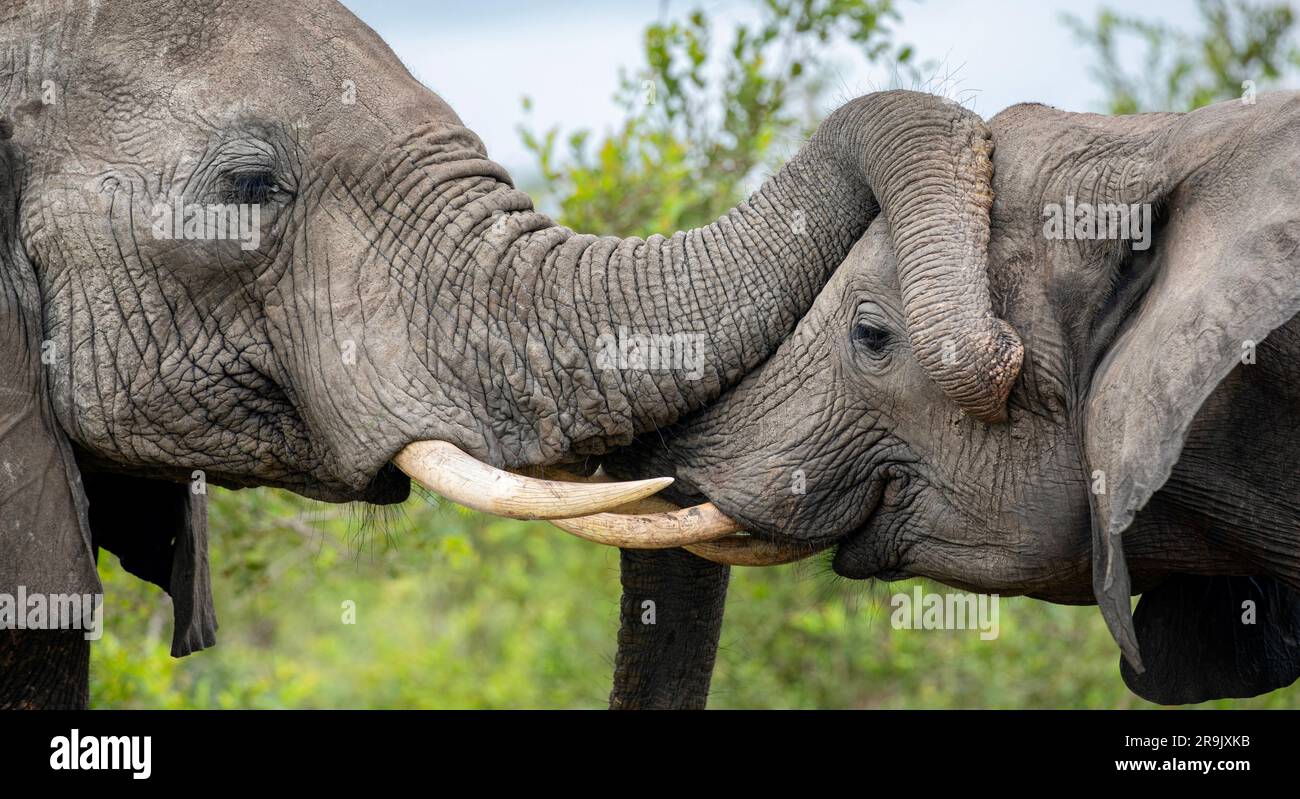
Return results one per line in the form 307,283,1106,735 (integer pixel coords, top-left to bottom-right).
0,630,90,709
609,548,730,709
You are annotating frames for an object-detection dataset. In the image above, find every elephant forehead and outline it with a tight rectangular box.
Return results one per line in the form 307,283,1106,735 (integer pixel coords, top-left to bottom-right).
39,0,450,139
833,220,902,305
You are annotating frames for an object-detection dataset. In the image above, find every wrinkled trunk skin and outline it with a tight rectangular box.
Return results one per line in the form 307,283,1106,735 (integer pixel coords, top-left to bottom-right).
609,549,729,710
544,90,1012,454
886,120,1022,423
0,630,90,709
290,91,1012,490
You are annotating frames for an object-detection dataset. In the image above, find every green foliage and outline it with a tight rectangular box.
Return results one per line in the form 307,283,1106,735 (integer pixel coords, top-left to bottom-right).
1065,0,1300,113
94,488,626,708
92,488,1300,708
519,0,919,236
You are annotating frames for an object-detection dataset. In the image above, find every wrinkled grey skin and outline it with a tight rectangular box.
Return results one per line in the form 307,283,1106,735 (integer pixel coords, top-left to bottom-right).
612,94,1300,705
0,1,1017,708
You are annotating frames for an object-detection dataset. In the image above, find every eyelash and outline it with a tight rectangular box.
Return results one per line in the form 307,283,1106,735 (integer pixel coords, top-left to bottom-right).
852,322,892,355
223,171,282,204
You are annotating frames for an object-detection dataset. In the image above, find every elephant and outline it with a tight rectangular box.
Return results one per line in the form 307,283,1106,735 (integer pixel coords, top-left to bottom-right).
599,92,1300,707
0,0,1024,708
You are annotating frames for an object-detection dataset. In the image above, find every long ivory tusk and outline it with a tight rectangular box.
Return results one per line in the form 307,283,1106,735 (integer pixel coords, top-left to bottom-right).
546,472,832,565
398,448,828,564
549,502,743,548
393,440,673,519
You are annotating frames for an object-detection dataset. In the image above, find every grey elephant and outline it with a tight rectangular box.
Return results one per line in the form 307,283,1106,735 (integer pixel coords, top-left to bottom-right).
599,92,1300,706
0,1,1023,708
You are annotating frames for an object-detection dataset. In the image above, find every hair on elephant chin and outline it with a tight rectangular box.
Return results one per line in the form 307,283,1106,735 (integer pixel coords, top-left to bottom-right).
342,492,423,556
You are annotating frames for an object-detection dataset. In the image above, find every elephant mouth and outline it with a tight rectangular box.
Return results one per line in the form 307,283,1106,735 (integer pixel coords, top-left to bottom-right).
828,471,910,580
870,568,914,581
819,498,910,577
830,528,913,580
363,462,414,505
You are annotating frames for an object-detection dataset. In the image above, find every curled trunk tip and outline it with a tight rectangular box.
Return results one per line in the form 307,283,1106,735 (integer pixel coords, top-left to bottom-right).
926,317,1024,423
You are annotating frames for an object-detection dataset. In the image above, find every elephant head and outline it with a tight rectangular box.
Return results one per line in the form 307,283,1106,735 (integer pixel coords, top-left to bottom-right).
596,93,1300,704
0,0,1018,663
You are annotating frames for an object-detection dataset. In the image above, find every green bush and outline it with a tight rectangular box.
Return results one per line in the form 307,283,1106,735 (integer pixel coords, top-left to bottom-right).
91,487,1300,708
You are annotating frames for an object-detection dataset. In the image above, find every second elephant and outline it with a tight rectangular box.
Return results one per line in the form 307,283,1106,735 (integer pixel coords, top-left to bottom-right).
603,93,1300,707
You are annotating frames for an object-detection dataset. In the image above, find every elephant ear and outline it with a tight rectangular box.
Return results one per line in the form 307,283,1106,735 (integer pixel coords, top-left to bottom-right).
84,472,218,657
1084,137,1300,671
1121,575,1300,704
0,119,101,603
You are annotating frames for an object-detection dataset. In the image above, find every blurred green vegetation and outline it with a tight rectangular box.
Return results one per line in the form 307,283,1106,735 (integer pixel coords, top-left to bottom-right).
1066,0,1300,114
94,487,1300,708
92,0,1300,708
518,0,922,235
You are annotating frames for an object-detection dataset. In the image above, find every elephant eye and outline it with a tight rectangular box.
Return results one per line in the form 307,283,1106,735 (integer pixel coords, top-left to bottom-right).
851,322,892,355
222,170,283,205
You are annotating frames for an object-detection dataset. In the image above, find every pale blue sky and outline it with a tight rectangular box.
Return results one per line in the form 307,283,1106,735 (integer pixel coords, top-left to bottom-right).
339,0,1204,175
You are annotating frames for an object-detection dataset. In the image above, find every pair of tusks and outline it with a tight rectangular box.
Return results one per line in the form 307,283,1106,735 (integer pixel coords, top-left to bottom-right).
392,440,827,566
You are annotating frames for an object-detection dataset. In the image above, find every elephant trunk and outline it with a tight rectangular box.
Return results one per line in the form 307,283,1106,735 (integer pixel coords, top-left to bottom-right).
857,101,1023,422
609,549,729,709
548,91,1020,457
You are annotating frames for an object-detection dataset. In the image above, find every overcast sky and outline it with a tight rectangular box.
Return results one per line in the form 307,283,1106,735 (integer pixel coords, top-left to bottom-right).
339,0,1203,176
